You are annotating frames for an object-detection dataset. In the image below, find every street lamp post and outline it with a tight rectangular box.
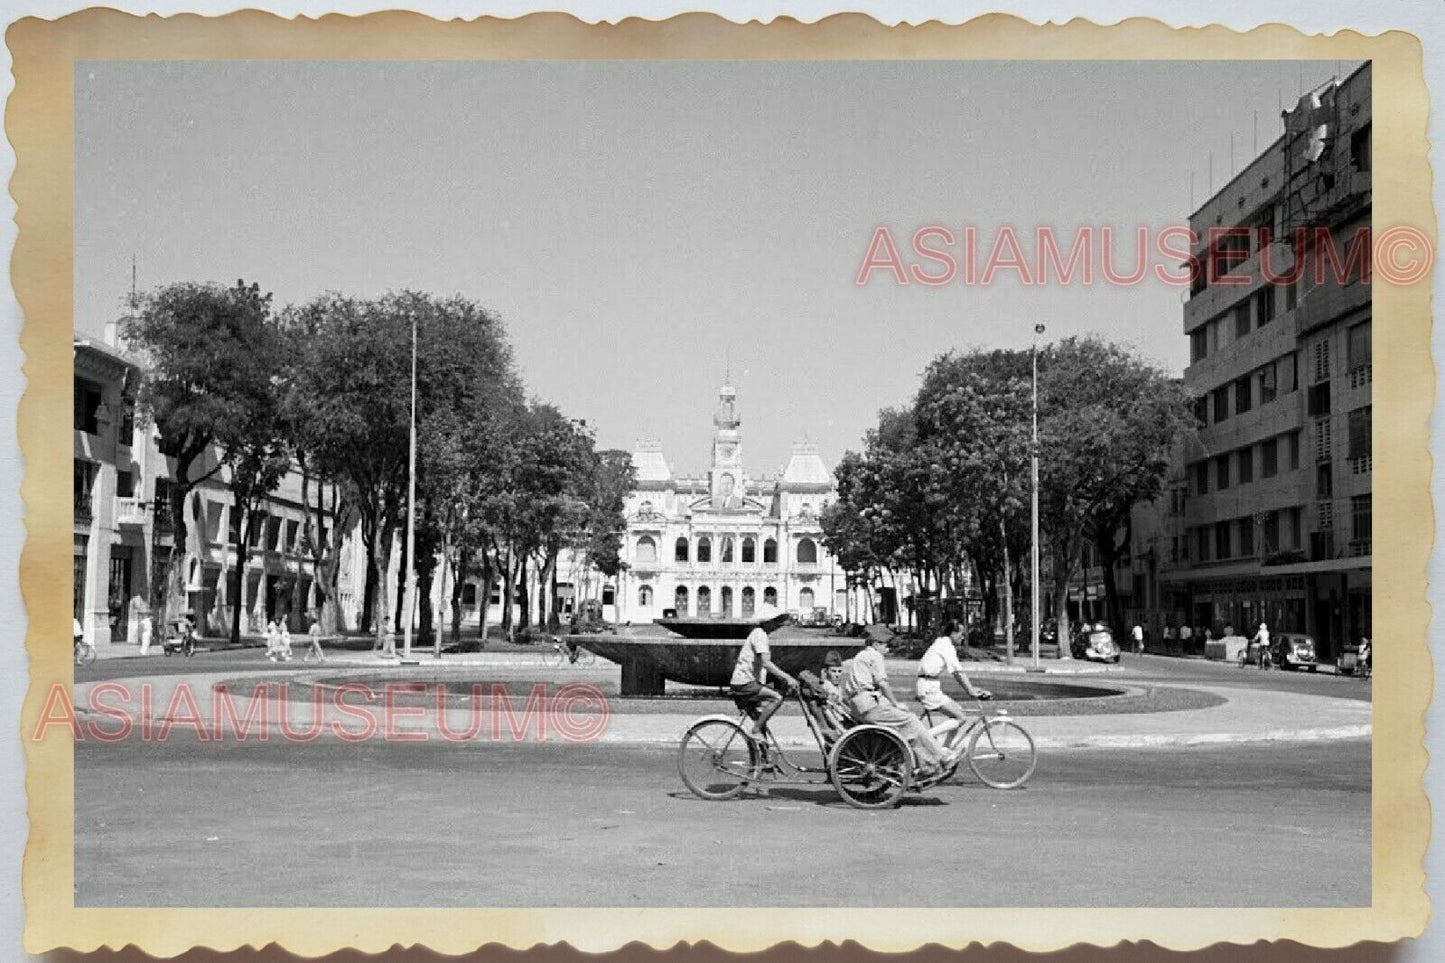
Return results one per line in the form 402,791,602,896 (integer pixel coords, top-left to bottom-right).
1031,323,1045,671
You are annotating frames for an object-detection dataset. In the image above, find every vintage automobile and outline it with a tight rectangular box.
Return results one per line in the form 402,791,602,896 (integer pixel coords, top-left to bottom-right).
1070,624,1121,663
1269,632,1319,671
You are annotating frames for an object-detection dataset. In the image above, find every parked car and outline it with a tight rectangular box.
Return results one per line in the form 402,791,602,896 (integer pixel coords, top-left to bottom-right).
1070,624,1121,663
1269,633,1318,671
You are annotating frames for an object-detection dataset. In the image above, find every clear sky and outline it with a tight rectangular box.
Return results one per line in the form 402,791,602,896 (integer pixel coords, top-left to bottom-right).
75,58,1354,476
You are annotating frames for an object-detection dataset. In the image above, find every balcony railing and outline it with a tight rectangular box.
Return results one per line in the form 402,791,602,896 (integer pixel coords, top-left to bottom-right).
115,496,147,527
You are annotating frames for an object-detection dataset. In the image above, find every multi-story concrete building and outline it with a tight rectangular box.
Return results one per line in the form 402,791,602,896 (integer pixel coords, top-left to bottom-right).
1155,63,1371,659
74,332,352,651
614,382,849,625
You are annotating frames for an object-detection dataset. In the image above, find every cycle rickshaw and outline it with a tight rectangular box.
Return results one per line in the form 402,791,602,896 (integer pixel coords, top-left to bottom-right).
677,682,1036,810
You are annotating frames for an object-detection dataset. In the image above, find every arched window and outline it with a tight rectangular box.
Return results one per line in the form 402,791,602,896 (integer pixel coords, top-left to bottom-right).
697,586,712,616
741,537,756,563
720,586,733,617
635,536,657,563
638,585,654,607
799,587,815,610
797,538,818,564
721,537,734,563
697,536,712,563
741,587,756,616
674,586,689,615
675,537,689,562
763,587,778,607
763,538,778,564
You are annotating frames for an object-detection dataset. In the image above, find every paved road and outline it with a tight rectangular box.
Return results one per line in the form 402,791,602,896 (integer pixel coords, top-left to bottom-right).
76,733,1367,907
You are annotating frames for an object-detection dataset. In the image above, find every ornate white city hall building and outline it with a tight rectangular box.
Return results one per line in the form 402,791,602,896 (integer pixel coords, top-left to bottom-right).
614,383,847,624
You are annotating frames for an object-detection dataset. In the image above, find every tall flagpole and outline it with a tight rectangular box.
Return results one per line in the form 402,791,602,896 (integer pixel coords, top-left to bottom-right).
403,310,418,660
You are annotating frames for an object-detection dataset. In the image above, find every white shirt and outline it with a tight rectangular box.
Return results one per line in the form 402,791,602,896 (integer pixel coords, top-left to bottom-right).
730,627,771,686
918,636,963,678
1131,625,1144,641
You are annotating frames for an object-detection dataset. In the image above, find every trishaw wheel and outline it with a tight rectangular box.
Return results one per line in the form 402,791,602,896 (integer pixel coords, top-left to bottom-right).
678,719,759,801
829,727,911,809
967,719,1037,789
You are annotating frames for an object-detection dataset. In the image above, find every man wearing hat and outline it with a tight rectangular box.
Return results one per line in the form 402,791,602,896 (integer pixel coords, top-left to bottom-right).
844,631,953,774
728,605,798,738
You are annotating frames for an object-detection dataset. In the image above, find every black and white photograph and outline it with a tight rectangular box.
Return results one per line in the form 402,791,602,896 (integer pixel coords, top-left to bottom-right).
15,9,1435,957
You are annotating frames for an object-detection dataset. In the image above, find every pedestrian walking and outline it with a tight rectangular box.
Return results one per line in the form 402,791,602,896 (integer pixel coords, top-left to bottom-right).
1131,623,1145,656
265,618,281,662
279,622,294,662
303,615,327,662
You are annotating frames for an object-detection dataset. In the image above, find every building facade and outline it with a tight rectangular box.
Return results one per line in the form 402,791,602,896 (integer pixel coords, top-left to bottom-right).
74,334,352,650
1151,63,1371,658
614,383,848,624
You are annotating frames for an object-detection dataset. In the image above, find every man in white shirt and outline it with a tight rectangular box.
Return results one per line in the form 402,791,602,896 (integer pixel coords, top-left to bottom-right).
729,611,798,738
1131,624,1145,655
915,620,990,726
845,632,952,773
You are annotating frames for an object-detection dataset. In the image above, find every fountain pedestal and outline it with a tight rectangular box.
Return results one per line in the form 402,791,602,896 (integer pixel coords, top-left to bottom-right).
620,657,667,697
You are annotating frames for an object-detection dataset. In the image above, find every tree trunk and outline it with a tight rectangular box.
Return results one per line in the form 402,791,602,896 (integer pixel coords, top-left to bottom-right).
450,550,468,644
477,552,495,648
417,564,434,643
1000,515,1015,663
316,482,343,635
393,526,410,634
360,554,377,633
1052,548,1074,660
373,522,396,654
229,507,252,646
518,554,531,631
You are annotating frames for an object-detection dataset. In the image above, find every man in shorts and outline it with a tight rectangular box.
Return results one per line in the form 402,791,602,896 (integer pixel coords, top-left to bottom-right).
729,611,798,738
843,631,952,773
915,620,991,726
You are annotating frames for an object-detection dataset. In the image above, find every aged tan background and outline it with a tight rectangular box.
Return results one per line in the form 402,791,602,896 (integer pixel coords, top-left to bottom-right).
11,9,1434,957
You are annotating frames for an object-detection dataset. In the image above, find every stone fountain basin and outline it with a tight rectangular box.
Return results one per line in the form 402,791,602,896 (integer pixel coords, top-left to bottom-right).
572,629,867,690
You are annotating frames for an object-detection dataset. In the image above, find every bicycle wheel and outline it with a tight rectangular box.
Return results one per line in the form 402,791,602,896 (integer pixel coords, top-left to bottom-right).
541,646,563,668
678,719,759,800
830,726,911,809
574,646,597,667
967,718,1037,789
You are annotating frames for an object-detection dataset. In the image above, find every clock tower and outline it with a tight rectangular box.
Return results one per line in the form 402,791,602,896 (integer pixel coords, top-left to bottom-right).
710,383,744,508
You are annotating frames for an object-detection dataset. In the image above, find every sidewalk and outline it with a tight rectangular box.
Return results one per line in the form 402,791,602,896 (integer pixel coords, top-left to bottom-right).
69,658,1371,751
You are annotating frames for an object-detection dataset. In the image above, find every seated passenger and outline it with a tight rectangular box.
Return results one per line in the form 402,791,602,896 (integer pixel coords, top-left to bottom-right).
797,650,852,740
842,633,954,774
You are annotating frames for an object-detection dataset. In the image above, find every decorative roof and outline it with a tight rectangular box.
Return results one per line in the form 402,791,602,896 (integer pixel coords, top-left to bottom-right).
630,441,673,483
781,442,833,488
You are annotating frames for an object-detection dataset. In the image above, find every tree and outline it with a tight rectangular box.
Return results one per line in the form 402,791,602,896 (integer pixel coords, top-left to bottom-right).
913,349,1032,656
225,434,290,644
1035,337,1192,655
124,280,278,633
284,293,412,652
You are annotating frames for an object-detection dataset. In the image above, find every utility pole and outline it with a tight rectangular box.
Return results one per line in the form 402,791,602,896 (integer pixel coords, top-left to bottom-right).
1031,323,1046,670
402,310,418,660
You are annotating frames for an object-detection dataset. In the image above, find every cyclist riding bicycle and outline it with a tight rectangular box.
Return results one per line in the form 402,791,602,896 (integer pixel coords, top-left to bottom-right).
915,620,992,728
728,609,798,738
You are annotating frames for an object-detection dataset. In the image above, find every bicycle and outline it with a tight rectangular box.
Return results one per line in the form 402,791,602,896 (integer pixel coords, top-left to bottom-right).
541,635,596,667
74,636,96,667
920,696,1037,790
678,688,986,810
